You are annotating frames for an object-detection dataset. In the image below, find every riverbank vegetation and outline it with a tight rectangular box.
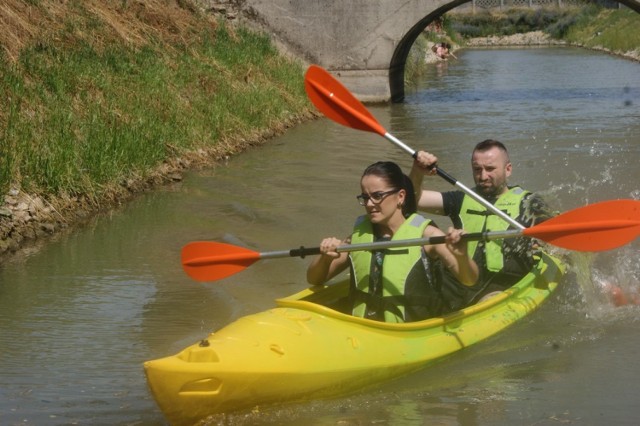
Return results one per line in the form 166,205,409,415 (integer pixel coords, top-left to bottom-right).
449,5,598,39
448,4,640,55
561,7,640,53
0,1,313,257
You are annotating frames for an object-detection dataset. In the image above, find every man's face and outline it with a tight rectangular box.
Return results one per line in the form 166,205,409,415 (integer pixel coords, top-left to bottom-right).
471,147,512,198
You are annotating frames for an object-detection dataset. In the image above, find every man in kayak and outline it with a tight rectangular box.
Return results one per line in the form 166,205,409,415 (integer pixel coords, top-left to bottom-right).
307,161,478,323
410,140,553,304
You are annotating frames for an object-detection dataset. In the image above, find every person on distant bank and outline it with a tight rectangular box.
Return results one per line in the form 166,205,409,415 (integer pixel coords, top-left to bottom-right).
307,161,478,323
432,42,454,60
410,140,553,304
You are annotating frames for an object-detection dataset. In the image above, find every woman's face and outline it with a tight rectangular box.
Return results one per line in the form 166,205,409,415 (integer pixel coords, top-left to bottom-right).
359,174,405,225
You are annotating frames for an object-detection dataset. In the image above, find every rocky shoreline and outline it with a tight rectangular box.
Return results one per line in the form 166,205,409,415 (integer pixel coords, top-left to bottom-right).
466,30,564,47
0,154,200,260
0,162,186,259
465,31,640,62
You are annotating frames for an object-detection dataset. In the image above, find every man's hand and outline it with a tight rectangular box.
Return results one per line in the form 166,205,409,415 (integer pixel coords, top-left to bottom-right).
413,151,439,176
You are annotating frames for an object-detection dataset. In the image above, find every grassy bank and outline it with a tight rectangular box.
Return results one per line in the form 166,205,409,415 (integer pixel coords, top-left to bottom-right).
0,1,312,202
561,8,640,53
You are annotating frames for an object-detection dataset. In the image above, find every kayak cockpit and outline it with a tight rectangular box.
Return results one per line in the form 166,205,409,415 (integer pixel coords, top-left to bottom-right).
275,251,564,331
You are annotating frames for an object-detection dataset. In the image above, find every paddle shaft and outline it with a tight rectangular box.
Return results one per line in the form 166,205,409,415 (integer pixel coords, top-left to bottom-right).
335,231,520,253
250,230,526,262
304,66,523,230
184,231,520,267
384,132,524,230
272,218,640,261
182,199,640,281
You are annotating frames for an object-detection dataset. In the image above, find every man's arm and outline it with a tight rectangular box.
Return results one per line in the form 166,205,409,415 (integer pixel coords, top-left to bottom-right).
410,151,446,216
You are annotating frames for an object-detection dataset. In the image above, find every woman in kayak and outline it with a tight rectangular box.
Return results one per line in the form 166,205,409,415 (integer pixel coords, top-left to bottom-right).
307,161,478,323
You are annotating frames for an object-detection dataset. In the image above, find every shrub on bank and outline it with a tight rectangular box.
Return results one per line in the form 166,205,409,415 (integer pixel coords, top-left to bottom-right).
449,5,599,39
446,5,640,55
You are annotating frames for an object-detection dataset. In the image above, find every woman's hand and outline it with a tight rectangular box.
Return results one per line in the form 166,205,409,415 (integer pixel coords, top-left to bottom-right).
307,237,349,285
319,237,343,259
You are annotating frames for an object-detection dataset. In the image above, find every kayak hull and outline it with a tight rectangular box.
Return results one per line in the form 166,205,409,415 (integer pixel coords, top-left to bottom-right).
145,251,564,425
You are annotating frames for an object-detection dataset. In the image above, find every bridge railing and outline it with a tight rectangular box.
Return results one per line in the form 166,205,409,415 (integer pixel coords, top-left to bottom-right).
460,0,621,12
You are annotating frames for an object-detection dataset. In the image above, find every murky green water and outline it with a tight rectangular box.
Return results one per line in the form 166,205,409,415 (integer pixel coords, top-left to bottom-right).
1,46,639,425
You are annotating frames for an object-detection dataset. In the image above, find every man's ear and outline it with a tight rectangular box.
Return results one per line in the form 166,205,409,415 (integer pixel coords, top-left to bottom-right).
505,162,513,177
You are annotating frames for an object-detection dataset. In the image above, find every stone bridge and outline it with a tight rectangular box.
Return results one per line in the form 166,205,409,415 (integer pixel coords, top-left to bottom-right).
224,0,640,102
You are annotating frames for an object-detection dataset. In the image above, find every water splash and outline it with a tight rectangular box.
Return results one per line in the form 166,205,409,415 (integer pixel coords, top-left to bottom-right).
565,244,640,319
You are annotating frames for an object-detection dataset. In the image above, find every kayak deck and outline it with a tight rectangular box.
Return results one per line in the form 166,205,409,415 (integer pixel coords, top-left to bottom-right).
145,251,564,425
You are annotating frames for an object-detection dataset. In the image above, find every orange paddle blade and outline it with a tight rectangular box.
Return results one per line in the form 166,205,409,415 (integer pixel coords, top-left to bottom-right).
304,65,386,136
523,199,640,251
181,241,260,282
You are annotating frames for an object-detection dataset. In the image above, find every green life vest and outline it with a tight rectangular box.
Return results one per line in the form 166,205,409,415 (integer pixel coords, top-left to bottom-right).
349,213,432,323
459,187,529,272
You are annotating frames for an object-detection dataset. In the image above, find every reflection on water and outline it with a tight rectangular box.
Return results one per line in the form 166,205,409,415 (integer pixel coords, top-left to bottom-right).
1,46,639,425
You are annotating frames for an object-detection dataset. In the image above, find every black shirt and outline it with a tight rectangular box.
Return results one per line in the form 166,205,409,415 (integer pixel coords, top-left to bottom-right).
439,188,553,303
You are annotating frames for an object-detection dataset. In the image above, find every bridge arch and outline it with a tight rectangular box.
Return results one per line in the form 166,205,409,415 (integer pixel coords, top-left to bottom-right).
389,0,468,102
236,0,640,102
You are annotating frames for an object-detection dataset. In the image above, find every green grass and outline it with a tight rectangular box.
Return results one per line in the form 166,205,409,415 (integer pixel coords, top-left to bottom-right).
563,9,640,52
0,4,310,199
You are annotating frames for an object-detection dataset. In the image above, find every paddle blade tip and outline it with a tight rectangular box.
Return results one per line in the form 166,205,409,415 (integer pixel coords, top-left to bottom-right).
181,241,260,282
526,199,640,252
303,65,386,136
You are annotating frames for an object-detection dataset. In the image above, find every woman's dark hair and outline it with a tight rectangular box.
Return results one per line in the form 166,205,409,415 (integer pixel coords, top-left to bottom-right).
362,161,417,218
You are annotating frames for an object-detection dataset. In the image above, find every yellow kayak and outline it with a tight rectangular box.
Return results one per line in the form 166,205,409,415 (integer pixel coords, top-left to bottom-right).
145,251,564,425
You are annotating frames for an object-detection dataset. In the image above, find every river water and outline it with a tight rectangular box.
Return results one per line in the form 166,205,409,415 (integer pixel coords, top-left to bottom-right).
1,47,639,425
